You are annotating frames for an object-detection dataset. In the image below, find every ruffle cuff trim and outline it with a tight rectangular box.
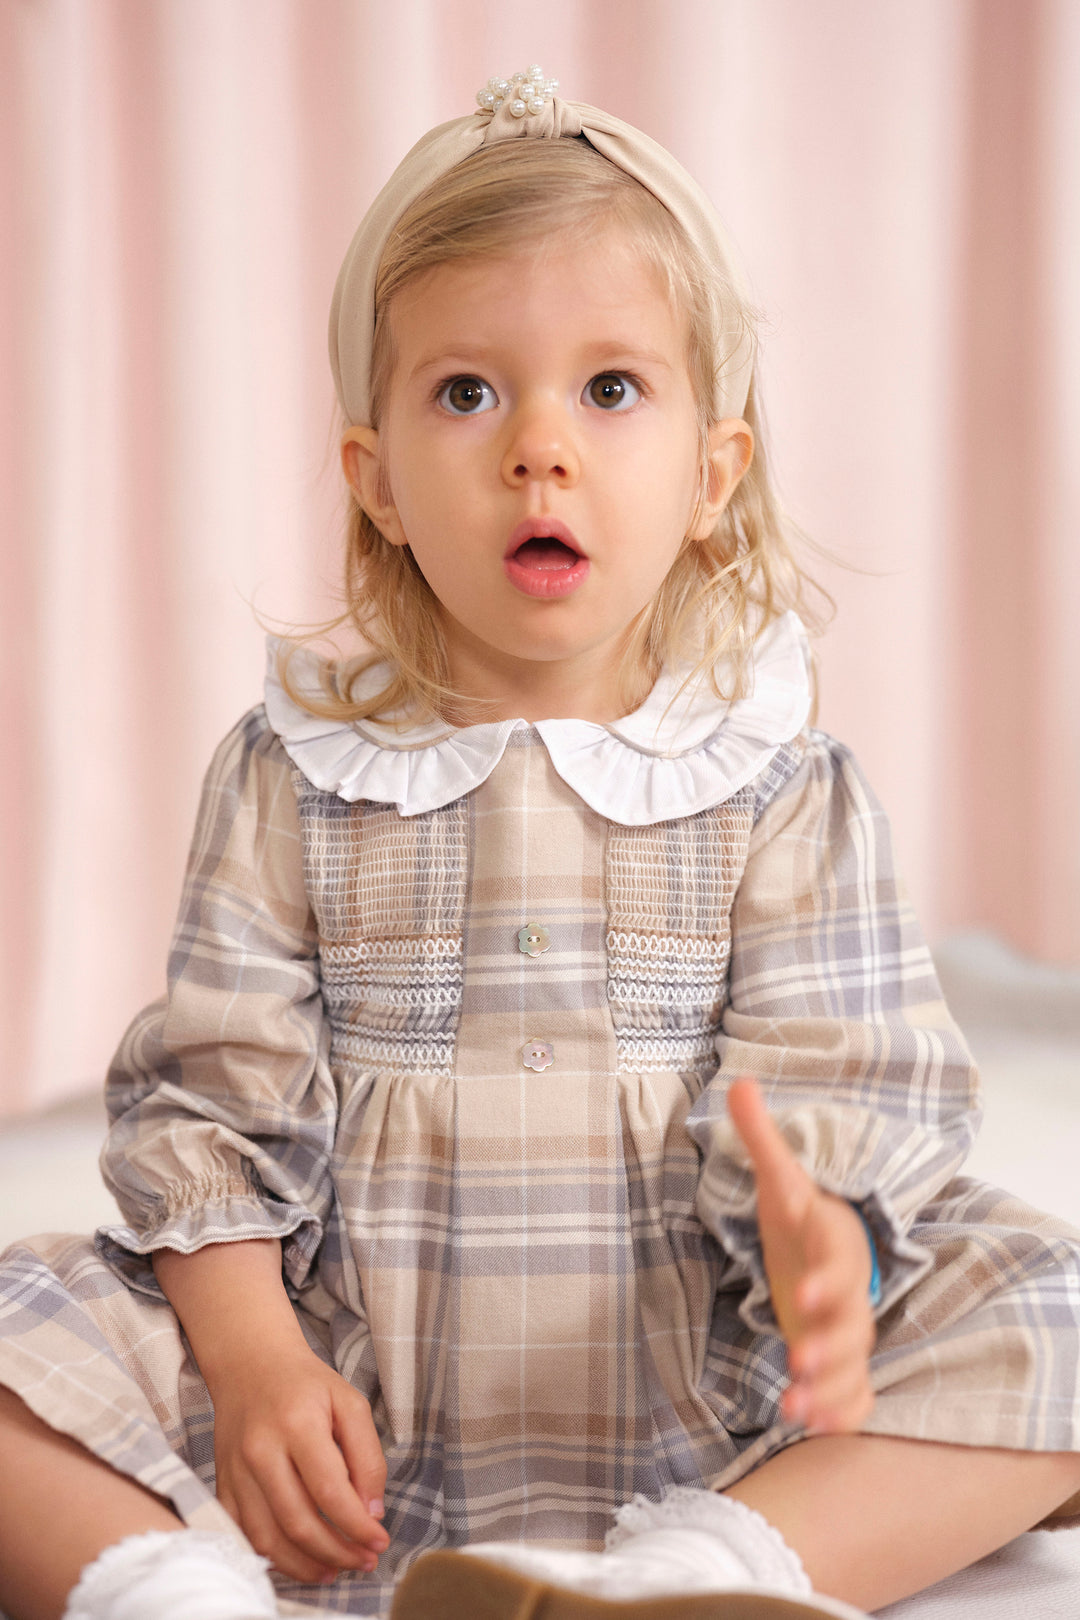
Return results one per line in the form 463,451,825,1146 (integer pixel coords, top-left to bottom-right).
94,1192,324,1300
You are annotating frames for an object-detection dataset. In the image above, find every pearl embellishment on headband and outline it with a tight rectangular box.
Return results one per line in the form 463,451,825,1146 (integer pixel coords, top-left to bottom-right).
475,64,559,118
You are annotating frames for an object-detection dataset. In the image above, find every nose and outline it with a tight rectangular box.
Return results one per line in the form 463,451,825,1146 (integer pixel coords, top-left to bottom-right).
500,393,580,487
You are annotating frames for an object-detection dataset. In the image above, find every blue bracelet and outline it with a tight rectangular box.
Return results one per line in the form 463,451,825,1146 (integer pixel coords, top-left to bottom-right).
852,1205,883,1307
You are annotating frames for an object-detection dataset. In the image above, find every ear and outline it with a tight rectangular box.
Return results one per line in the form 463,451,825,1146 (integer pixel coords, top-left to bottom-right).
687,418,754,541
340,426,409,548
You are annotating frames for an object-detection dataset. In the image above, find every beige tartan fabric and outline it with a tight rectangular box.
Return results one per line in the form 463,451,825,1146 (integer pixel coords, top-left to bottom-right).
1,707,1079,1618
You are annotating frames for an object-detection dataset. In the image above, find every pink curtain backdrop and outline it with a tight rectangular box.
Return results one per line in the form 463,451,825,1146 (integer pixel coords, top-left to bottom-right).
2,0,1077,1116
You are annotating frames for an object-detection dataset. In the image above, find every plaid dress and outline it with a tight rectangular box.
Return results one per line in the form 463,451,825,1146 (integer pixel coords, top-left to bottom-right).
2,646,1079,1617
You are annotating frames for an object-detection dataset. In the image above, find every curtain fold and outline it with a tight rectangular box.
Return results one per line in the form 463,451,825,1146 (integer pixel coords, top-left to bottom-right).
1,0,1076,1115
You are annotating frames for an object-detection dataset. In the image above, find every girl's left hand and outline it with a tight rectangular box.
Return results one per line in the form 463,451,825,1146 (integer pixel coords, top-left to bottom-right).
726,1076,876,1434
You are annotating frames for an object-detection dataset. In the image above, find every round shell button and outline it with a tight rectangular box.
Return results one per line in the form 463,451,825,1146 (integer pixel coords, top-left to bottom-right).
517,922,551,957
521,1039,554,1072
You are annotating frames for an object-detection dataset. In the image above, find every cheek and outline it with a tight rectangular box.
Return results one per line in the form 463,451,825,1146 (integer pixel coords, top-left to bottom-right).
391,424,471,509
673,418,706,507
379,426,439,531
638,424,703,520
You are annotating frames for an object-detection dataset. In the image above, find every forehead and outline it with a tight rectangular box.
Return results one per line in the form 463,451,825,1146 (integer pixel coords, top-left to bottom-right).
387,224,688,364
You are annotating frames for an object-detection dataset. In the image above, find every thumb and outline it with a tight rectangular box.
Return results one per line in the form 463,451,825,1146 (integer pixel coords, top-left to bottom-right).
726,1077,813,1225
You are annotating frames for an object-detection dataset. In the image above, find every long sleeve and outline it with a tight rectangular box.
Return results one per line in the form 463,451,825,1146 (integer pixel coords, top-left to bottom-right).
687,731,981,1334
95,706,336,1298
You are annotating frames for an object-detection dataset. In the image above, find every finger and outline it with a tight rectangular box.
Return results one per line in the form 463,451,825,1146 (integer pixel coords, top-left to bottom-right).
333,1391,389,1522
783,1360,874,1433
726,1078,813,1224
247,1443,375,1572
231,1468,343,1585
784,1381,874,1435
292,1425,389,1553
788,1312,875,1382
796,1255,875,1323
774,1254,858,1345
789,1297,875,1368
216,1473,242,1529
813,1385,876,1435
801,1371,876,1436
787,1349,873,1416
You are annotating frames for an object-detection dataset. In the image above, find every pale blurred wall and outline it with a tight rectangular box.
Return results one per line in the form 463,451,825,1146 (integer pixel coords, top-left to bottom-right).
1,0,1077,1116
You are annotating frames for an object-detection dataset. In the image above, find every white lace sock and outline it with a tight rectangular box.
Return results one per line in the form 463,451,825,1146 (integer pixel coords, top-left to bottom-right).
461,1487,869,1616
603,1486,813,1590
62,1529,279,1620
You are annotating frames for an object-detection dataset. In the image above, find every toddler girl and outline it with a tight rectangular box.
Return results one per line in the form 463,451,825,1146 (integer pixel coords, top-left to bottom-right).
2,67,1079,1620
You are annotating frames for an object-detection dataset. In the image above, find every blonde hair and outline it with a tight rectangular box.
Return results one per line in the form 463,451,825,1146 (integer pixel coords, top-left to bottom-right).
287,137,827,728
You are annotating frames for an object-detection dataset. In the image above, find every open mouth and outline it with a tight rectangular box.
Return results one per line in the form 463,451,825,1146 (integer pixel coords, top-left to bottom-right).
511,536,582,570
503,524,590,599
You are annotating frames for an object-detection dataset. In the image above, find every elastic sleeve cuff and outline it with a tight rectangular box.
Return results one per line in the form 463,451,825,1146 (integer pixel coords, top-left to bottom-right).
94,1186,324,1301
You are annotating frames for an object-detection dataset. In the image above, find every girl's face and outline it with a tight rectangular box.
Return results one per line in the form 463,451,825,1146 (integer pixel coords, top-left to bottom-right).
343,224,750,722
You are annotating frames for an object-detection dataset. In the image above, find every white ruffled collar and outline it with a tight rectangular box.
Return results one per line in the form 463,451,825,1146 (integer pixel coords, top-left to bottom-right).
263,612,811,827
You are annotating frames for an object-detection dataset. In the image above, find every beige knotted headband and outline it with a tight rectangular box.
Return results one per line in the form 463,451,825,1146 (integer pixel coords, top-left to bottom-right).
329,69,754,428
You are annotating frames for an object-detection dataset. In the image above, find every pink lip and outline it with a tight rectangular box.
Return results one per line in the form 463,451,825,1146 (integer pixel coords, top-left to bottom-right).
503,518,591,600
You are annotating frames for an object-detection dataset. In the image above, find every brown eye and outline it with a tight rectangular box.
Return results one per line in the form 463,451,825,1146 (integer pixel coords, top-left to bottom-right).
440,376,495,414
586,373,640,410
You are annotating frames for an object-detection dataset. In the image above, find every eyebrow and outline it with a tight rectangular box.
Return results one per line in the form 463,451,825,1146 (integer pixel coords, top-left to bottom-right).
407,341,675,382
578,341,675,370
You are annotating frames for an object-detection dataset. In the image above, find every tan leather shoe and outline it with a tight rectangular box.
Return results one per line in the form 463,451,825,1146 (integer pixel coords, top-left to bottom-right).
390,1548,870,1620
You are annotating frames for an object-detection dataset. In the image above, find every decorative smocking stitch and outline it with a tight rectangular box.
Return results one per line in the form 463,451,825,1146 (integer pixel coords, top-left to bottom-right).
292,774,468,1077
606,791,754,1075
331,1029,459,1075
608,929,732,960
322,934,462,963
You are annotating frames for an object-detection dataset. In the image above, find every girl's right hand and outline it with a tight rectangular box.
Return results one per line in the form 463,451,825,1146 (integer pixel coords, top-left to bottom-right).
209,1346,389,1584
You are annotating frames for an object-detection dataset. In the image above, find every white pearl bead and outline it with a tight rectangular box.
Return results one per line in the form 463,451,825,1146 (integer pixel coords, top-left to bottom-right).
477,65,560,115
